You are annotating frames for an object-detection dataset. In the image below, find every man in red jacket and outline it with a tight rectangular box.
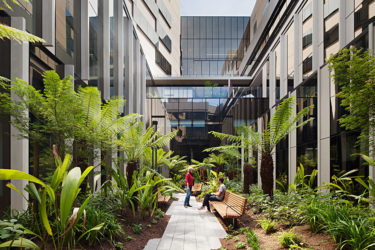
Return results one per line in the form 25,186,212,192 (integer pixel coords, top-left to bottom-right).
184,166,194,208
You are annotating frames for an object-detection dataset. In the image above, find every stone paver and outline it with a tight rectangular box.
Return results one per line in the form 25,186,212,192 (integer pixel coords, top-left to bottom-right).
144,193,227,250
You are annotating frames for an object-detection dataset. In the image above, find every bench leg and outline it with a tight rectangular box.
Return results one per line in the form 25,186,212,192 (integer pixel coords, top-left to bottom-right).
233,218,237,228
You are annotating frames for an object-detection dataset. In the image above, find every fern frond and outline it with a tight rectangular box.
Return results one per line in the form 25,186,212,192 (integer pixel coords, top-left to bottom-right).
0,23,45,43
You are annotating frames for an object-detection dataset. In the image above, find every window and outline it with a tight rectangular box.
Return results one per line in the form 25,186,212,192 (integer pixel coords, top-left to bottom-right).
155,50,171,75
303,56,312,75
302,32,312,48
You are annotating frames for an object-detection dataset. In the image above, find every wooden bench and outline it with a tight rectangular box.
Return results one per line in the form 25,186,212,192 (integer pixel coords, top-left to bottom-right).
210,191,247,227
191,183,202,195
157,190,171,203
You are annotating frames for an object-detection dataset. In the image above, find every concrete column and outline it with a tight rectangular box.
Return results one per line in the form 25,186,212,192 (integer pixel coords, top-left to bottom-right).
10,17,29,212
257,117,262,188
294,13,302,87
141,55,147,118
269,51,276,108
262,62,268,98
313,0,324,70
93,146,101,193
288,91,297,185
317,66,331,187
124,19,134,115
78,0,89,82
98,0,110,99
57,64,75,79
280,34,287,98
42,0,55,54
114,0,124,98
339,0,354,48
134,40,141,114
345,0,355,45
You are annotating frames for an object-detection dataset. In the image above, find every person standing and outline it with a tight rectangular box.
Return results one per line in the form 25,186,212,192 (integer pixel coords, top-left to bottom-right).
184,166,194,208
198,177,226,212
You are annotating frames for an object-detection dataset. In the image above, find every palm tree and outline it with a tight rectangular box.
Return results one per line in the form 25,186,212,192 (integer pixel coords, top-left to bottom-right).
115,122,178,184
207,153,228,174
210,97,313,197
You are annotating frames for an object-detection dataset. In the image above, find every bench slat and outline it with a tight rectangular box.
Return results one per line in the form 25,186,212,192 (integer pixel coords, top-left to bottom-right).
209,191,247,219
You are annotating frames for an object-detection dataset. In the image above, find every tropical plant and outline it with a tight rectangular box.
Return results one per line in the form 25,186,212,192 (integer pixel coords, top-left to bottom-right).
258,218,276,234
289,164,318,192
0,153,103,249
207,153,228,173
235,241,246,249
115,120,177,183
278,230,303,248
0,219,40,249
246,230,260,250
210,97,313,197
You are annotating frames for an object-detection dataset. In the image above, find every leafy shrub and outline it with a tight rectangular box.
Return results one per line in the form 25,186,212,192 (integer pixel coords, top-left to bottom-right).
258,218,276,234
132,224,142,234
233,236,240,242
79,205,124,246
225,234,233,239
235,241,246,249
246,230,260,250
151,219,157,224
278,230,303,248
239,227,249,234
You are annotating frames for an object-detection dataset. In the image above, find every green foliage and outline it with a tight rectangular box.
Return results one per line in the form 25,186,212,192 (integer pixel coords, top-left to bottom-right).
209,97,313,196
151,219,157,224
226,234,233,239
235,241,246,249
258,218,276,234
132,224,142,234
78,202,123,246
0,219,41,248
0,23,45,43
300,197,375,249
233,236,240,242
328,46,375,147
278,230,303,248
239,227,249,234
0,154,102,249
246,230,260,250
289,164,318,192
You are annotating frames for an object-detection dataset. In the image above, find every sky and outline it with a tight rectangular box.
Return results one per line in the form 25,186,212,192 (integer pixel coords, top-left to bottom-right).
180,0,256,16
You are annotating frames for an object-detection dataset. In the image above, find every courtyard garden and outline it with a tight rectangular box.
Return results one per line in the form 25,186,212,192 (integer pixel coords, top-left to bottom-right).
0,15,375,249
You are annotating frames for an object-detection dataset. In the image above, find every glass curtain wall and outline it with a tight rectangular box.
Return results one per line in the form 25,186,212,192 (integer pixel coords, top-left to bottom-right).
296,76,317,185
110,0,114,96
181,16,250,76
286,23,294,92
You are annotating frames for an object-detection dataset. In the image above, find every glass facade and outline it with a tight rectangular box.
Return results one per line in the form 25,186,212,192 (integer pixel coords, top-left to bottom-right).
181,16,250,76
302,0,313,78
56,0,76,65
89,0,98,87
148,86,268,161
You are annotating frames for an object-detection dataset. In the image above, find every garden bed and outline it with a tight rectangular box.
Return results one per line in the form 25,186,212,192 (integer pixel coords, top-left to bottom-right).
217,208,337,250
78,199,173,250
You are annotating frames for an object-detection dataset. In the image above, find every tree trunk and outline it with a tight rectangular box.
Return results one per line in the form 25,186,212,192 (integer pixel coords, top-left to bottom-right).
260,152,274,197
127,161,138,185
216,164,223,174
243,163,253,194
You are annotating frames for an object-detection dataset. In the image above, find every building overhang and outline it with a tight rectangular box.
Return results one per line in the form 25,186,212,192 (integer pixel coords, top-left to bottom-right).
147,76,253,87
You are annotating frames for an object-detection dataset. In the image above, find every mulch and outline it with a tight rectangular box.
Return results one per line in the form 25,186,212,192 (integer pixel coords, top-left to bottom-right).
217,208,337,250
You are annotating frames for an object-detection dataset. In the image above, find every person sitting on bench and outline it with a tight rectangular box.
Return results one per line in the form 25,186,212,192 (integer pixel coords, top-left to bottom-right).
198,177,226,212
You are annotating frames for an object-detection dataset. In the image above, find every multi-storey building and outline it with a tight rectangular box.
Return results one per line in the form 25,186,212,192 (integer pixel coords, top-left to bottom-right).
0,0,167,213
236,0,375,188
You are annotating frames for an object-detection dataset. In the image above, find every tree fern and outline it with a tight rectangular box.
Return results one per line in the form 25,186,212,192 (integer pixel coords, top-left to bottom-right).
0,23,45,43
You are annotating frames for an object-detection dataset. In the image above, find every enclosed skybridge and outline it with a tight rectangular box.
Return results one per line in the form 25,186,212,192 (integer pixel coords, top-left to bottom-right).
146,77,268,161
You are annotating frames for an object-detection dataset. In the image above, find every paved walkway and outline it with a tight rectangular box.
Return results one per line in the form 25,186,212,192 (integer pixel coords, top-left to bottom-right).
144,193,227,250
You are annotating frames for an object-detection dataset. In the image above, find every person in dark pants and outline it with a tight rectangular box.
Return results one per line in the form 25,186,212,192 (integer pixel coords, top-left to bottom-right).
184,166,194,208
199,177,226,212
